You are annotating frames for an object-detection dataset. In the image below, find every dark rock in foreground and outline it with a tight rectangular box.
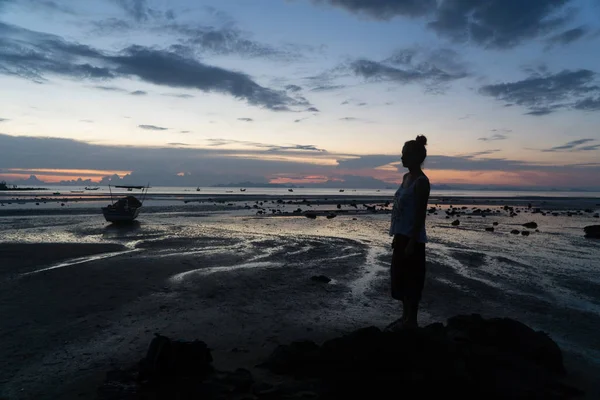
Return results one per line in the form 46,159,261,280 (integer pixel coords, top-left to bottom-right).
98,315,582,400
523,222,538,229
584,225,600,238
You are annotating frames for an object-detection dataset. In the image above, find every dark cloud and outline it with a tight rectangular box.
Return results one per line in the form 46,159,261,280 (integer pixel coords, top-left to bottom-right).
340,117,359,121
173,25,288,59
139,124,168,131
312,0,576,49
350,57,466,88
306,107,320,112
180,130,191,133
168,142,189,146
0,23,304,110
80,119,94,123
0,0,75,14
310,84,346,92
0,118,8,122
130,90,147,95
429,0,571,49
546,26,589,46
541,139,597,152
479,69,600,115
237,118,253,122
478,134,508,142
311,0,436,19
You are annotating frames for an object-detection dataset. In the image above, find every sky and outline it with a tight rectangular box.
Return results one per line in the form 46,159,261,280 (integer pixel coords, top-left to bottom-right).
1,0,600,189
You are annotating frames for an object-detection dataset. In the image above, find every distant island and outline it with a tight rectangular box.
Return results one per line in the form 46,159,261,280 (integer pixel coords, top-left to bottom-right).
0,181,47,191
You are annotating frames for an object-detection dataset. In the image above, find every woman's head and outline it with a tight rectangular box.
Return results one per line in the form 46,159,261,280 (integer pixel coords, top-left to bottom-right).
401,135,427,168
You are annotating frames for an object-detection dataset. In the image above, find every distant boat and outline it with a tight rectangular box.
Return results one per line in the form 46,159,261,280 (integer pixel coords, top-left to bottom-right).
288,188,294,192
85,187,99,190
196,187,201,191
339,189,345,192
71,190,84,193
102,184,148,223
240,188,246,192
52,192,61,195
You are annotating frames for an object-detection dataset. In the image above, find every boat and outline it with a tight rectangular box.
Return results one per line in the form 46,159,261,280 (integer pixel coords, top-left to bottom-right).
71,190,84,193
339,189,345,192
52,192,61,195
101,184,148,223
288,188,293,192
85,187,100,190
196,187,201,192
240,188,246,192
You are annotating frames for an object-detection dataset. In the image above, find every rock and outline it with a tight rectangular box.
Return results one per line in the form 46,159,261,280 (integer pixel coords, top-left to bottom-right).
310,275,331,283
521,231,530,236
257,314,575,399
593,214,599,218
510,229,520,235
522,222,538,229
485,227,494,232
493,222,498,226
451,219,460,226
584,225,600,239
337,204,341,209
326,213,336,219
304,212,317,219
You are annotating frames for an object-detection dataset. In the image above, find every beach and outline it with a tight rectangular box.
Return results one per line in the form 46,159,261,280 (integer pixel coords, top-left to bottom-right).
1,191,599,399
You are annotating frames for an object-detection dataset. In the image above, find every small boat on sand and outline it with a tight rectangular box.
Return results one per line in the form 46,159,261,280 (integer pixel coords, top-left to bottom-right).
102,185,148,223
85,187,100,190
288,188,293,192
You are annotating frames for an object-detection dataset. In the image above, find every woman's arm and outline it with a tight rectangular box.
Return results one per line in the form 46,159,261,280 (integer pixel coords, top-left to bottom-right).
411,177,430,241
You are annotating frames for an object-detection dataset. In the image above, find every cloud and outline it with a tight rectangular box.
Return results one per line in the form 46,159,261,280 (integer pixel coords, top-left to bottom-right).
429,0,572,49
541,139,597,152
285,84,302,92
479,69,600,115
0,23,305,110
180,130,191,133
168,142,189,146
206,138,327,153
306,107,320,112
130,90,147,95
80,119,94,123
340,117,359,121
479,134,508,141
112,0,155,22
163,93,194,99
337,155,400,169
139,124,168,131
546,26,589,46
237,118,253,122
310,0,436,19
0,118,8,122
311,0,577,49
310,84,346,92
94,85,127,92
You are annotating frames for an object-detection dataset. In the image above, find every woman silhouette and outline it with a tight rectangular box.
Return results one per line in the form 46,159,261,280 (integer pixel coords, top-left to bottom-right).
387,135,430,330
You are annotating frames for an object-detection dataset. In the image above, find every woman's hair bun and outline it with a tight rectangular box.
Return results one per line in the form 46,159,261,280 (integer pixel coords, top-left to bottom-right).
415,135,427,146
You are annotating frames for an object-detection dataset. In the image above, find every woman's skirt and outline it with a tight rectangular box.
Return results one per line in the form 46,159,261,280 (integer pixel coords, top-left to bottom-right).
391,234,426,302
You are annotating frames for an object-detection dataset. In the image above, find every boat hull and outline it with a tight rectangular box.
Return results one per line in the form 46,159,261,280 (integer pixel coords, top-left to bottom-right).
102,207,141,223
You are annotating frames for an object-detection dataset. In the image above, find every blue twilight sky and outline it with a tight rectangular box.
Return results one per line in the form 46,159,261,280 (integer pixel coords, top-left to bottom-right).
1,0,600,188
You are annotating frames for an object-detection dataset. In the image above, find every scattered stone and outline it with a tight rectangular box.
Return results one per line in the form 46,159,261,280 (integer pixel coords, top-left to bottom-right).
523,222,538,229
584,225,600,239
310,275,331,284
522,231,530,236
493,222,498,226
304,212,317,219
451,219,460,226
593,214,599,218
511,230,520,235
326,213,336,219
485,227,494,232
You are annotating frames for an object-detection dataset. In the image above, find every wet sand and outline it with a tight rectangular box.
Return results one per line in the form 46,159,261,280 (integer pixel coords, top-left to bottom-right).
1,199,599,399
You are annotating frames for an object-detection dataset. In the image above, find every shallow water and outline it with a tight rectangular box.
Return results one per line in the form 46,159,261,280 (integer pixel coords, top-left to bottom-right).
1,200,599,365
